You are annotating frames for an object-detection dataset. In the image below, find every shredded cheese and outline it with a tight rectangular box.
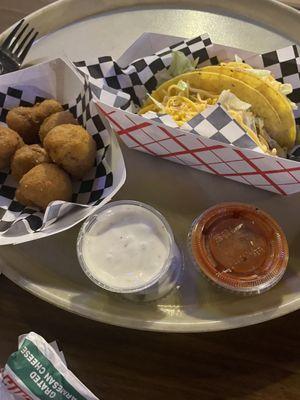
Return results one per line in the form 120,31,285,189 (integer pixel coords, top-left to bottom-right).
139,81,218,125
138,78,285,156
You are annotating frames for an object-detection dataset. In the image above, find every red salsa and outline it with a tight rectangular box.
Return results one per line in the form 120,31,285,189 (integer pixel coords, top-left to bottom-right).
189,203,289,294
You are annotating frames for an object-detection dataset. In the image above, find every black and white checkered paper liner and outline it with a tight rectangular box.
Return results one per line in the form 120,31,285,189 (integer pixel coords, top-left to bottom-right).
0,78,113,235
142,106,262,153
74,34,216,110
237,44,300,125
74,34,300,155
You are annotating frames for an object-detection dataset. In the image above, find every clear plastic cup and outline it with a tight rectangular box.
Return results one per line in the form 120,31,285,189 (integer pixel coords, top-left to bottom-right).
77,200,182,301
188,202,289,295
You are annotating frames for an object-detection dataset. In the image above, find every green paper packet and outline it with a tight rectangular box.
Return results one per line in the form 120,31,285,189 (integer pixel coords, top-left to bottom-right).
0,332,99,400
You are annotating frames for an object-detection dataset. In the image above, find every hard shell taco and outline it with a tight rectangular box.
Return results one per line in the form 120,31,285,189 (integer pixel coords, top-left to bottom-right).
201,61,296,149
139,52,297,157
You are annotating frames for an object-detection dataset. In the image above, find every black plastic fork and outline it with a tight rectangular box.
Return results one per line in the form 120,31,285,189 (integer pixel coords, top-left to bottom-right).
0,19,38,75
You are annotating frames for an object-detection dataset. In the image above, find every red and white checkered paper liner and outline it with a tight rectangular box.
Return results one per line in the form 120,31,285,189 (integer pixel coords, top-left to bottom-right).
74,33,300,195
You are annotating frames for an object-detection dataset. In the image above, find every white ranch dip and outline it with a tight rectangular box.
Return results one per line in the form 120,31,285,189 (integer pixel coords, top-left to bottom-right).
79,203,171,291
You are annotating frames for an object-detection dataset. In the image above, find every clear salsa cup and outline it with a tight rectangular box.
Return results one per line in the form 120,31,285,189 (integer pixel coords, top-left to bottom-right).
188,202,289,295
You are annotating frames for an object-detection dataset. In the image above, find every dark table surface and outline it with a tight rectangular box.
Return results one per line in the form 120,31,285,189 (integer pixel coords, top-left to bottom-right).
1,1,300,399
2,276,300,400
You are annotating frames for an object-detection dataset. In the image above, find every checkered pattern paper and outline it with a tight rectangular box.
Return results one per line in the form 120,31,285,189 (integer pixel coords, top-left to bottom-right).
141,105,262,152
0,58,125,244
74,34,215,108
74,33,300,195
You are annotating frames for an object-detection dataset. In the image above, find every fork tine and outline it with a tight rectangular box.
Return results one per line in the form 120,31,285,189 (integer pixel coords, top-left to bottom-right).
14,28,34,55
17,31,38,63
8,23,29,52
1,19,25,50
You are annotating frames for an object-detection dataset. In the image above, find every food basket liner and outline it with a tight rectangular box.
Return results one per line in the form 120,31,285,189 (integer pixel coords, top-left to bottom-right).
0,58,125,244
73,33,300,196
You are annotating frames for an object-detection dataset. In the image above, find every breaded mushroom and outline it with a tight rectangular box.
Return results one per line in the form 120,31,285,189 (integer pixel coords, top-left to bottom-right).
34,99,63,122
16,163,72,210
11,144,50,181
6,99,63,144
0,125,24,170
39,110,78,142
44,124,96,179
6,106,38,144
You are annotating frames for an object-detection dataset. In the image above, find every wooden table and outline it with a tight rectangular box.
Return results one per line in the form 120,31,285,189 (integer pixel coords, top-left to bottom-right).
1,2,300,399
2,276,300,400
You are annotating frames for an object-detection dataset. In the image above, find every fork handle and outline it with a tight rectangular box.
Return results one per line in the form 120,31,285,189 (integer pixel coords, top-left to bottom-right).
0,51,19,74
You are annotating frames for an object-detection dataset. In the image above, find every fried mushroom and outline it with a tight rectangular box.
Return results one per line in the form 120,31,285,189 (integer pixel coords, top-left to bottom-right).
11,144,50,181
16,163,72,210
0,125,24,170
39,110,78,142
6,99,63,144
44,124,96,179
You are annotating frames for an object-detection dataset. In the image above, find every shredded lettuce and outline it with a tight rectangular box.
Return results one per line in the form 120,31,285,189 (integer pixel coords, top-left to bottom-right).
277,83,297,110
244,112,258,133
147,93,165,112
176,80,189,91
246,69,271,78
155,51,198,85
250,73,297,109
218,90,251,111
168,51,198,77
231,58,297,110
289,101,297,110
218,90,287,157
279,83,293,95
251,115,286,156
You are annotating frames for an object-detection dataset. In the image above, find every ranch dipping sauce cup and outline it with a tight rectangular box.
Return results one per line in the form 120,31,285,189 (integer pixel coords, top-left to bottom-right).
77,200,182,301
188,203,289,295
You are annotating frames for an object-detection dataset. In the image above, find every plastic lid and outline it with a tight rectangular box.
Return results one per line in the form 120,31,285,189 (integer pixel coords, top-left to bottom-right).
189,203,289,294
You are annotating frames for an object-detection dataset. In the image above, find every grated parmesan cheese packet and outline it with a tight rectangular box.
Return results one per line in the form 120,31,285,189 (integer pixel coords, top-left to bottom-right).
0,332,99,400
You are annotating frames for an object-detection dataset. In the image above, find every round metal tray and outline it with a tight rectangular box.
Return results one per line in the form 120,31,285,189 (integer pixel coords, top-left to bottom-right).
1,0,300,332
